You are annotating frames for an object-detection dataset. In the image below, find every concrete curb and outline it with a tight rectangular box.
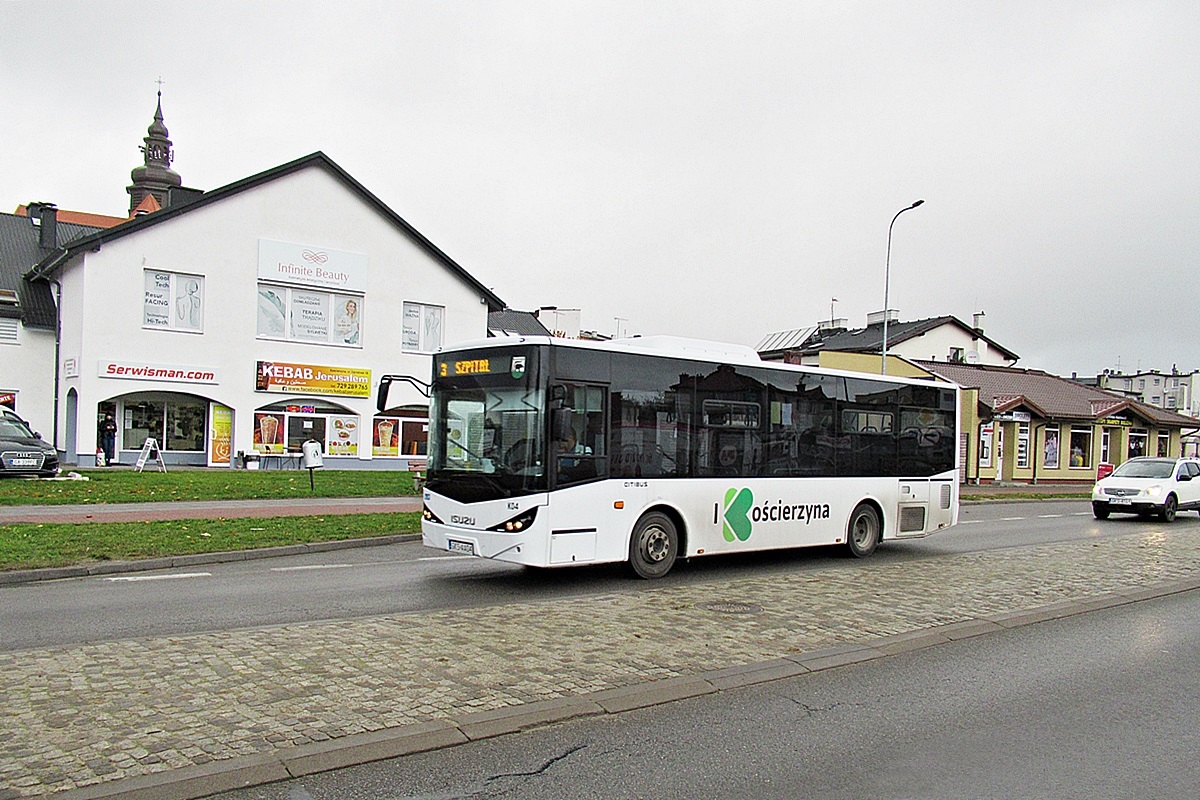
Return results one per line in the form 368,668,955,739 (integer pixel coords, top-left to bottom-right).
0,534,421,586
52,574,1200,800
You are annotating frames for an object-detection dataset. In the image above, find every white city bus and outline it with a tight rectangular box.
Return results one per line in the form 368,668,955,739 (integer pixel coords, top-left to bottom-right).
383,336,960,578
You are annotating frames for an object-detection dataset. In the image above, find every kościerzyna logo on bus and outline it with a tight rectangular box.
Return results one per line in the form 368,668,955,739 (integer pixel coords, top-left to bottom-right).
721,488,830,542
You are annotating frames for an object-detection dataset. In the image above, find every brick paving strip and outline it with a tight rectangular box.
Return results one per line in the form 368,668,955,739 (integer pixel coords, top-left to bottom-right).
2,527,1198,799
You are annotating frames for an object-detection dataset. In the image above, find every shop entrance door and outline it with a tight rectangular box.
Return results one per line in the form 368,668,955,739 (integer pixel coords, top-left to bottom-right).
207,404,233,467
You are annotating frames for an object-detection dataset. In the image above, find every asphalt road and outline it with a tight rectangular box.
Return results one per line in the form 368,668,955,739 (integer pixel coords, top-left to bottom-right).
3,500,1197,652
210,587,1200,800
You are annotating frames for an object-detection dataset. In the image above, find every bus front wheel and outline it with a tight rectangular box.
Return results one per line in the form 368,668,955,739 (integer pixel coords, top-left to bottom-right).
629,511,678,579
845,503,880,558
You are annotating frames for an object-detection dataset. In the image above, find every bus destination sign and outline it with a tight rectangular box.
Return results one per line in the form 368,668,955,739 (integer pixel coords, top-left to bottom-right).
439,355,527,380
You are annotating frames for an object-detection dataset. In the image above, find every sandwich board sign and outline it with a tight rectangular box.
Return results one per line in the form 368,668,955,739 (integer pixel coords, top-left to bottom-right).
136,438,167,473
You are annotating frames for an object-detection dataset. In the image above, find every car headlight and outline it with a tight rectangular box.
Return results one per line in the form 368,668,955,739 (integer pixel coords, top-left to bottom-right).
1145,485,1163,498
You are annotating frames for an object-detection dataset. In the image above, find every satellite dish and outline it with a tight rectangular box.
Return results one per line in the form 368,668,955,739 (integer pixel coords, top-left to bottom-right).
966,351,980,364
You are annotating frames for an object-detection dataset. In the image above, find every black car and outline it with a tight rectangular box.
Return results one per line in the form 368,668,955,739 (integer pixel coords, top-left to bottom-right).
0,415,60,477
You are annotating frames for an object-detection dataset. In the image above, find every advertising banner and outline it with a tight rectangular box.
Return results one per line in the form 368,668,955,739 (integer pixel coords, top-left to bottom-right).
254,412,285,454
255,361,371,398
328,416,359,456
208,404,233,466
372,416,400,457
99,360,219,384
258,239,369,293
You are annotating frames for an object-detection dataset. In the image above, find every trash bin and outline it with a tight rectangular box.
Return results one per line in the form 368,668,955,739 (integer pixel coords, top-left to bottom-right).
301,440,324,469
243,452,260,470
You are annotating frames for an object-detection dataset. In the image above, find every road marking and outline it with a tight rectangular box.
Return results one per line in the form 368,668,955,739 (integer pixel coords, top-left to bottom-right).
418,555,476,562
1000,517,1025,521
270,564,354,572
105,572,211,582
1038,514,1064,518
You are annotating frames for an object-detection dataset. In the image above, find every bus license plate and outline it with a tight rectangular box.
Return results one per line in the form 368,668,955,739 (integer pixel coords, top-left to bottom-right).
447,540,474,555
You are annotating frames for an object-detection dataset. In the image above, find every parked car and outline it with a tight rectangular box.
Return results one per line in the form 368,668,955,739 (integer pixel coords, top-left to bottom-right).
0,415,60,478
1091,457,1200,522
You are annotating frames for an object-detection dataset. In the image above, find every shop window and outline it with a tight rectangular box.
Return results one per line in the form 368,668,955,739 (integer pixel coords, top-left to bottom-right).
287,415,327,453
978,425,993,467
123,399,208,452
1128,429,1148,459
256,283,363,347
256,399,359,456
165,401,207,451
401,421,428,456
1017,422,1030,469
1069,427,1092,468
144,269,204,332
124,401,164,450
1043,425,1060,469
402,302,444,353
1157,434,1171,457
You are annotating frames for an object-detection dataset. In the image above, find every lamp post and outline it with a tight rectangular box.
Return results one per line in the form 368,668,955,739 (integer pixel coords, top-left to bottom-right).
881,199,924,374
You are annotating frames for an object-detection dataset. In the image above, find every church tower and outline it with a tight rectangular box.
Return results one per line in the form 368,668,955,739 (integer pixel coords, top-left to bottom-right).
127,90,182,215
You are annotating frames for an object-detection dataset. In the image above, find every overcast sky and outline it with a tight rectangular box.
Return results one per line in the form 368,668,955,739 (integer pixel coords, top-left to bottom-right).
4,1,1198,376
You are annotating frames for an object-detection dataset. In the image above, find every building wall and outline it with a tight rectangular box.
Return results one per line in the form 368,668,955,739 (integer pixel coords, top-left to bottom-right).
0,323,57,436
54,165,490,467
968,419,1182,484
887,326,1011,366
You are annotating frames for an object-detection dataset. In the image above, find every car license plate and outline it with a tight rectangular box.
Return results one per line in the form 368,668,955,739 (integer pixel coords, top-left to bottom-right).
1110,497,1132,505
447,540,474,555
8,457,39,468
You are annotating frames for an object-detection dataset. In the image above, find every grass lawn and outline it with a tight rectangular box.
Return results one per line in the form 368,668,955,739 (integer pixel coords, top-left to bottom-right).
0,469,419,506
0,512,421,572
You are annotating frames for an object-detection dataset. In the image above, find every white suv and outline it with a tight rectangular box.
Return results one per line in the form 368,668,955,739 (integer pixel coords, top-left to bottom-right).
1092,457,1200,522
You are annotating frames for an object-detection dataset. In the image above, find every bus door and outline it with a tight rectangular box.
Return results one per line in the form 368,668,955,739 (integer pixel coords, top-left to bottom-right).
547,383,610,563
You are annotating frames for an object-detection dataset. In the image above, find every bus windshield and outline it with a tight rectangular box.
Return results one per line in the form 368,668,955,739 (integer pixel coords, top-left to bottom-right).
428,347,547,501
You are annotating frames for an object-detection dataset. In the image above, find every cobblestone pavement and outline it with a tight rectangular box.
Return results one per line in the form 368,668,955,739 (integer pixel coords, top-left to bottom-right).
2,523,1197,798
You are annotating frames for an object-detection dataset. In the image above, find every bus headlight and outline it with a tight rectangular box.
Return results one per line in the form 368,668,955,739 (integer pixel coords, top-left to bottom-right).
488,508,538,532
422,505,444,524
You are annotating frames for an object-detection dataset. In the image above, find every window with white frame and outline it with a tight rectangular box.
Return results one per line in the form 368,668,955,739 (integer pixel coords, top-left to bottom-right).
1016,422,1030,469
144,269,204,332
402,302,444,353
1043,425,1060,469
0,317,17,343
257,284,363,347
978,424,993,467
1128,428,1148,458
1069,427,1092,468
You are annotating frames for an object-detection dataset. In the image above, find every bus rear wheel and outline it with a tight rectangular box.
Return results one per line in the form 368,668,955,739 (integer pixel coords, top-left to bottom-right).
628,511,678,579
845,503,880,558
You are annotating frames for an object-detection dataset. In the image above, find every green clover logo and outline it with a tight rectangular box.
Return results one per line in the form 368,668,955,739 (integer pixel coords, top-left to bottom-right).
722,487,754,542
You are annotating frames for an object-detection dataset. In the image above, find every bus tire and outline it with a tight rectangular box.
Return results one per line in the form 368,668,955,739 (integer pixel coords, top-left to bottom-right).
845,503,880,558
628,511,678,579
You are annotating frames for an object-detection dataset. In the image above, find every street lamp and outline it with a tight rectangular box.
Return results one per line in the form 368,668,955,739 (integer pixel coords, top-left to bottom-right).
881,199,924,375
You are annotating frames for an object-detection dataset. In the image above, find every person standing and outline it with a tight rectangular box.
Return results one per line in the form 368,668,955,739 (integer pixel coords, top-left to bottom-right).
99,413,118,466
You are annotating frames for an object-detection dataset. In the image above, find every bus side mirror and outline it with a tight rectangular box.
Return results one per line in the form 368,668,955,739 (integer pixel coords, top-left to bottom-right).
551,408,573,441
377,376,393,414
